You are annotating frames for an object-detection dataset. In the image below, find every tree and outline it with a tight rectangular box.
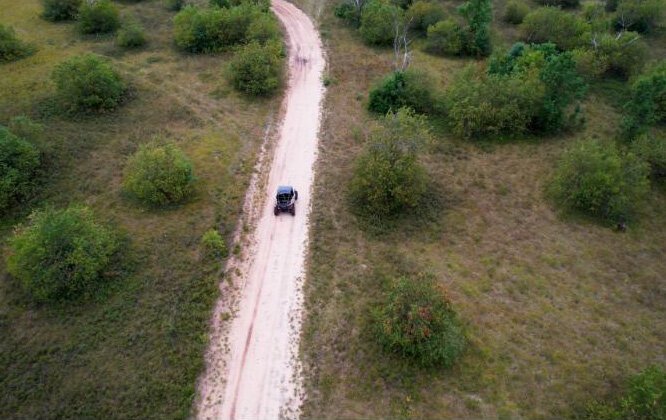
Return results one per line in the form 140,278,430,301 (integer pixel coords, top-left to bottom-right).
457,0,492,56
0,126,40,212
622,61,666,139
360,0,402,45
229,40,284,96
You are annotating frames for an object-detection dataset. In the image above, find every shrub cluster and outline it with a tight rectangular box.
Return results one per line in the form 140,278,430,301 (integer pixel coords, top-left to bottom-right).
42,0,81,21
0,24,35,63
51,54,126,113
359,0,401,45
201,229,228,259
631,135,666,179
368,69,437,115
210,0,270,10
122,143,196,206
613,0,663,33
621,61,666,139
165,0,185,12
229,40,284,96
373,274,466,367
425,19,467,56
520,7,589,51
548,138,649,223
6,206,119,302
117,18,147,48
503,0,529,24
350,108,430,221
406,1,446,33
0,126,40,213
78,0,120,35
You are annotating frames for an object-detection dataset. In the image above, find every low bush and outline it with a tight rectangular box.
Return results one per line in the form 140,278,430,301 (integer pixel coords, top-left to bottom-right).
52,54,126,113
229,40,284,96
6,206,120,302
622,61,666,138
7,116,44,144
123,143,196,206
372,273,466,367
457,0,492,56
537,0,579,8
520,7,589,50
165,0,185,11
350,108,430,220
246,13,281,44
359,0,401,45
334,1,362,26
596,31,647,79
368,69,437,115
425,19,467,56
42,0,81,21
406,1,446,33
632,135,666,179
78,0,121,35
0,126,40,213
201,229,228,259
0,24,35,63
614,0,663,33
503,0,529,24
117,18,147,48
211,0,270,9
548,138,649,222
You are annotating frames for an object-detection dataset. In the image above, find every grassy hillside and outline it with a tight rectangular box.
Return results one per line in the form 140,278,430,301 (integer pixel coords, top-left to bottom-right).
0,0,280,417
299,0,666,418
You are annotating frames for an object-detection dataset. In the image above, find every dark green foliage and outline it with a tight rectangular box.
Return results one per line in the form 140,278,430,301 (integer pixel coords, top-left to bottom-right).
368,69,437,115
503,0,529,24
425,19,467,56
457,0,492,56
0,127,40,213
359,0,401,45
548,138,649,222
335,1,362,26
6,206,119,302
42,0,81,21
123,143,196,206
585,366,666,420
78,0,121,35
606,0,620,11
372,273,466,367
406,1,446,33
229,40,284,96
350,108,430,220
0,24,35,63
51,54,126,113
246,13,281,44
631,135,666,179
117,18,147,48
622,61,666,139
165,0,185,11
520,7,589,50
537,0,580,8
614,0,663,33
210,0,270,10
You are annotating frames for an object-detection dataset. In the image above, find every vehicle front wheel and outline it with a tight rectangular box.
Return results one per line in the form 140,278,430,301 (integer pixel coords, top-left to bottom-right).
290,206,295,216
274,206,279,216
294,190,298,201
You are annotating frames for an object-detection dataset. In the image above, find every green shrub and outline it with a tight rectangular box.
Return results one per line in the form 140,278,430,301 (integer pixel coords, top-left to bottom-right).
425,19,467,55
78,0,120,35
350,108,430,220
211,0,270,9
373,273,465,367
596,31,647,79
7,116,44,144
631,135,666,179
117,18,147,48
42,0,81,21
6,206,119,302
407,1,446,33
614,0,663,33
457,0,492,56
246,13,281,44
368,69,437,115
123,143,195,206
359,0,401,45
521,7,589,50
622,61,666,138
537,0,579,8
572,47,609,80
0,24,35,63
334,1,362,26
52,54,126,113
229,40,284,96
606,0,620,12
165,0,185,11
503,0,529,24
549,138,649,222
0,127,40,213
201,229,228,258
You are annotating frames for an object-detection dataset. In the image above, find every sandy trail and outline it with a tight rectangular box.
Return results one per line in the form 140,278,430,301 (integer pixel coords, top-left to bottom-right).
196,1,325,419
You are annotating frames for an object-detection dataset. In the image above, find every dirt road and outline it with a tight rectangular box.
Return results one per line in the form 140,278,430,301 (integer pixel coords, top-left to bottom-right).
196,1,325,418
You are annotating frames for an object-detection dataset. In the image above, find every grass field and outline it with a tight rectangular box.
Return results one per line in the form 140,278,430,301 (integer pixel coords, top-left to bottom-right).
298,0,666,418
0,0,280,417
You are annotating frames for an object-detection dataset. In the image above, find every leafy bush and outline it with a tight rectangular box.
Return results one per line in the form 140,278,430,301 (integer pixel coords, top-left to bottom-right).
7,116,44,144
350,108,430,220
359,0,401,45
406,1,446,33
42,0,81,21
117,18,147,48
368,69,437,115
165,0,185,11
537,0,579,8
595,31,647,79
211,0,270,9
123,143,195,206
246,13,281,44
622,61,666,138
457,0,492,56
78,0,120,35
631,135,666,179
0,24,35,63
0,127,40,213
503,0,529,24
201,229,228,258
425,19,467,56
373,273,465,367
521,7,589,50
614,0,663,33
6,206,119,302
334,1,362,26
52,54,126,113
548,138,649,222
229,40,283,96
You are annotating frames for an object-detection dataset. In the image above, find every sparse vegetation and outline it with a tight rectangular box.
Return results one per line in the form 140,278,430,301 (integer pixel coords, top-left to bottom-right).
229,40,284,96
0,126,40,212
6,206,120,302
78,0,121,35
42,0,81,21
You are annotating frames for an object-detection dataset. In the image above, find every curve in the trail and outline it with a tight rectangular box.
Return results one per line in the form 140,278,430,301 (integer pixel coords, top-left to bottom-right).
197,1,325,419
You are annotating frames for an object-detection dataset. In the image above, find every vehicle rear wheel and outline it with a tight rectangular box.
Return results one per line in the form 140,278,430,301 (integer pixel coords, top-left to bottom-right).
290,206,295,216
294,190,298,201
274,206,279,216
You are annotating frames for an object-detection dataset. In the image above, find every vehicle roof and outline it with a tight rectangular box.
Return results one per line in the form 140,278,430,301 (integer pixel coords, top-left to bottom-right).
277,185,293,194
